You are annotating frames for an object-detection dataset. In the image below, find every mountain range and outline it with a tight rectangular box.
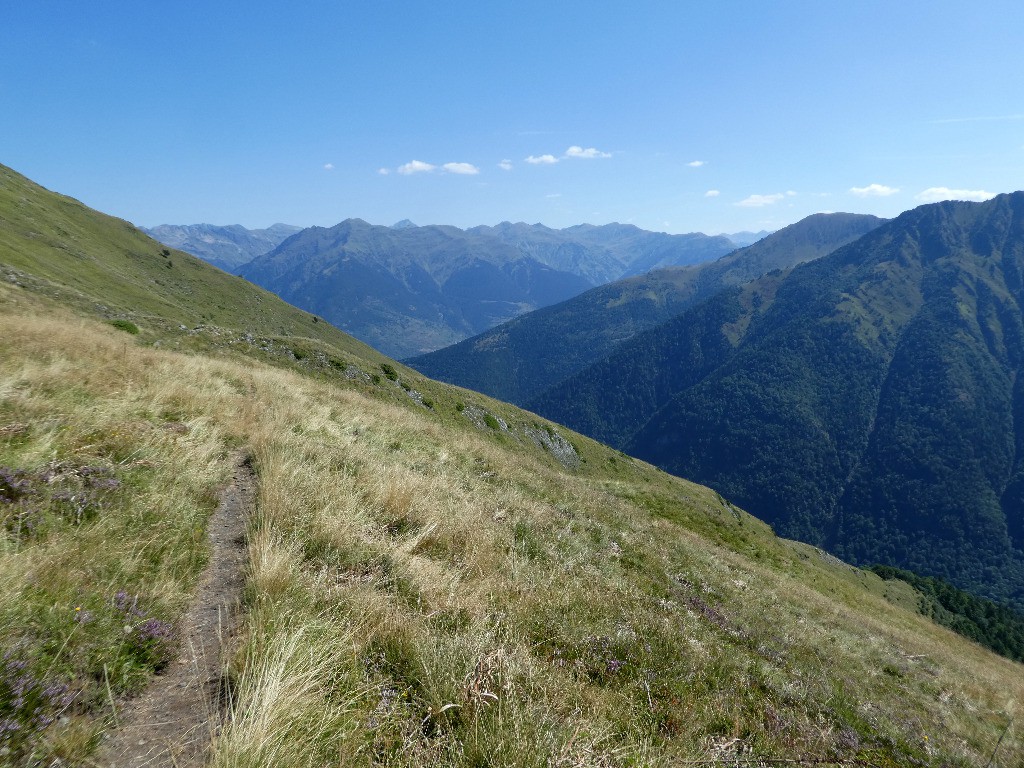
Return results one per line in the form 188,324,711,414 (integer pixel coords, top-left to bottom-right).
527,194,1024,605
2,161,1023,765
140,195,1024,606
408,212,884,405
236,219,738,358
465,220,739,281
142,222,302,273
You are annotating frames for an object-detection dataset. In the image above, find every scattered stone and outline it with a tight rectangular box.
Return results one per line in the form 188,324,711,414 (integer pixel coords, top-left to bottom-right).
460,405,489,430
344,365,372,383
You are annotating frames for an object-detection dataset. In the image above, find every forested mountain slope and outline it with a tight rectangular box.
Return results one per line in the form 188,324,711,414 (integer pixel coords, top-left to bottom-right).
410,213,884,405
530,194,1024,605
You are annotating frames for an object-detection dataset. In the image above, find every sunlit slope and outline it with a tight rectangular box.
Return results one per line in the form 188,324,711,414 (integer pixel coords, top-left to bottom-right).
1,274,1022,765
0,163,378,362
532,194,1024,605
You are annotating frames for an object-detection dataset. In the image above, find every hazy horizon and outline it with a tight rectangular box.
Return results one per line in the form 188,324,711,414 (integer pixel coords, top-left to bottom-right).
4,1,1021,234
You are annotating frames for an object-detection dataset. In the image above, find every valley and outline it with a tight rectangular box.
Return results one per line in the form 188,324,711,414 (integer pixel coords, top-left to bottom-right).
148,218,740,359
525,195,1024,607
408,212,884,406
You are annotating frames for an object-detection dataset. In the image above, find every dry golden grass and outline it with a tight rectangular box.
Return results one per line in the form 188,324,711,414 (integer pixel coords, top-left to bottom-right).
1,294,1023,766
212,617,367,767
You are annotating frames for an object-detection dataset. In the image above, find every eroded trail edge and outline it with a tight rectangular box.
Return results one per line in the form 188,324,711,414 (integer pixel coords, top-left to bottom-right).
97,453,254,768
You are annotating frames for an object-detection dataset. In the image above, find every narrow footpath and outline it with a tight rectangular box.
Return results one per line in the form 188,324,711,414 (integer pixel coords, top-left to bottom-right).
95,453,255,767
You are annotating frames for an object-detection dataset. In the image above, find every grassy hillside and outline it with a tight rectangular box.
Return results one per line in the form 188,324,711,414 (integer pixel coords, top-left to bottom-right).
0,163,378,363
3,287,1024,766
1,165,1022,765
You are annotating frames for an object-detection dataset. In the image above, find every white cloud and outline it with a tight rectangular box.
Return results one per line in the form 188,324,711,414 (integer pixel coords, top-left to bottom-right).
323,163,334,171
687,160,705,167
525,154,558,165
705,189,720,197
397,160,435,175
498,159,513,171
736,193,785,207
442,162,480,175
378,168,390,176
915,186,997,203
564,145,611,159
850,183,899,197
786,190,797,197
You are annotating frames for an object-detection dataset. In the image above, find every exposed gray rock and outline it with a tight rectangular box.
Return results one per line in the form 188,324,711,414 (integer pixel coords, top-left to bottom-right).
523,426,581,470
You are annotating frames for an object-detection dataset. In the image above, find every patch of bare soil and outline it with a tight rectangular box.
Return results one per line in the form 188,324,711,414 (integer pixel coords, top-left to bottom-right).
94,453,254,767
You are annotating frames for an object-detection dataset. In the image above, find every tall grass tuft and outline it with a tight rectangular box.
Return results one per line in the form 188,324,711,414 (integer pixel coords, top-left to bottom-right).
212,619,367,767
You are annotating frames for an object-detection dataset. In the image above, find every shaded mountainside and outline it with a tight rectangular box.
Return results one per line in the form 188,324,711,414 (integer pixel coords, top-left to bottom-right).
3,162,1024,767
240,219,737,359
143,222,302,273
239,219,593,358
529,194,1024,605
409,213,884,405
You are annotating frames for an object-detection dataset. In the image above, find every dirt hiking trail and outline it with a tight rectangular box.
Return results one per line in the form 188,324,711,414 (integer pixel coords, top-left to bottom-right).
94,453,254,767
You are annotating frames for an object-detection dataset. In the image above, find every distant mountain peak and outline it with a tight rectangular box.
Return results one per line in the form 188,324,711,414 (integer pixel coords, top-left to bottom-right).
721,229,772,247
409,211,884,406
142,222,302,273
391,219,417,229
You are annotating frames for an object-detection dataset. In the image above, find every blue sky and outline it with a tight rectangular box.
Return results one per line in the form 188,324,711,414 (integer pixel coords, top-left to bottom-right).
2,1,1022,235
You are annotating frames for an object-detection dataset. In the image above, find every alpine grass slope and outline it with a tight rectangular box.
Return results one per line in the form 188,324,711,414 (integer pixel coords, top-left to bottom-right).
0,163,1021,766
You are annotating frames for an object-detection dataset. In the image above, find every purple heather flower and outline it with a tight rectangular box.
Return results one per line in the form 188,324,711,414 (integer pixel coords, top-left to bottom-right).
0,653,71,753
114,590,143,617
138,617,174,642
